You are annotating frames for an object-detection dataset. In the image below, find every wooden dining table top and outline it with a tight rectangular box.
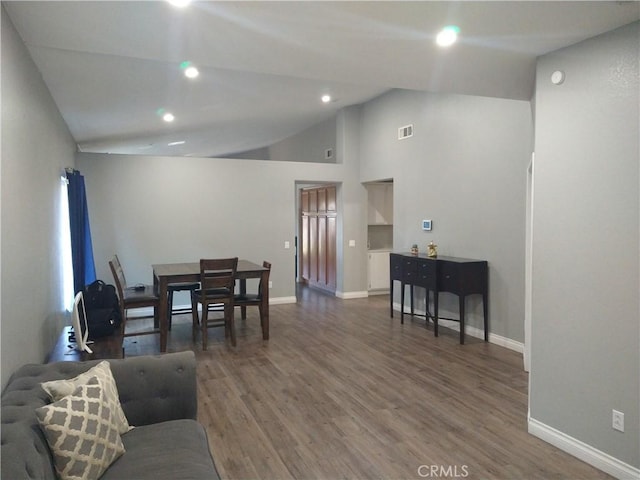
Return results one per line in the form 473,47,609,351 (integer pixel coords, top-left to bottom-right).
152,260,267,280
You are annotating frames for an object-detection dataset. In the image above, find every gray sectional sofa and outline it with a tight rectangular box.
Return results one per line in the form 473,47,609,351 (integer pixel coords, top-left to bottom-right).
1,350,220,480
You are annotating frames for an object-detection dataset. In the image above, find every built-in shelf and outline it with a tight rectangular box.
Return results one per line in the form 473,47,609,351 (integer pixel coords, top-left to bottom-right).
366,182,393,225
368,224,393,251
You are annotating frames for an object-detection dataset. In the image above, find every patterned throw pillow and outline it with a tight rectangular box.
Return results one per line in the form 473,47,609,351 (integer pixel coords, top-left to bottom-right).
41,361,131,434
35,376,125,480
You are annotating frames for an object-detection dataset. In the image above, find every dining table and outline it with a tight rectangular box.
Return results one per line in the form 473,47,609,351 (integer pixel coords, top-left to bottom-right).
152,260,270,352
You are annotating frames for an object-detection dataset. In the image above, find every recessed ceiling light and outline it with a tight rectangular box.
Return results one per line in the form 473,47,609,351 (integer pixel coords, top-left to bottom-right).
168,140,186,146
180,61,199,79
167,0,191,7
436,25,460,47
184,66,199,79
163,113,175,122
321,94,332,103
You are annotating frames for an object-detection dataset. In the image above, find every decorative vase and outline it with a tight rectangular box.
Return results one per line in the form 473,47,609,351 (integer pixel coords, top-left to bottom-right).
427,242,438,258
411,244,419,255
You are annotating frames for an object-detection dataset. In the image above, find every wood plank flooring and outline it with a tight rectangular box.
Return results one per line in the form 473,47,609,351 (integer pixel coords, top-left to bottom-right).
123,287,611,480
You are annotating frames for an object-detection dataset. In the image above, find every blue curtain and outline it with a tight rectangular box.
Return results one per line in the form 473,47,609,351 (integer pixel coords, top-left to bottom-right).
66,169,96,294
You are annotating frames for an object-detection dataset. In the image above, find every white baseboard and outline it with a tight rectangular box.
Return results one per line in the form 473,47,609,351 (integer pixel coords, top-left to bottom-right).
337,291,369,299
269,296,296,305
391,303,524,354
528,417,640,480
128,296,297,318
367,289,390,296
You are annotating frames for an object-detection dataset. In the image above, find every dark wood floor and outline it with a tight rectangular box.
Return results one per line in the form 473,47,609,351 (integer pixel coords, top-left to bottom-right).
124,287,611,480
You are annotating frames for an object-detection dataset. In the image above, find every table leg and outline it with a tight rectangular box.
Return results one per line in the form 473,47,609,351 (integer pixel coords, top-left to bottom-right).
239,279,247,320
158,278,168,352
410,285,414,316
434,290,439,337
390,280,394,318
483,292,489,342
261,271,269,340
400,282,405,324
459,295,465,345
425,289,430,324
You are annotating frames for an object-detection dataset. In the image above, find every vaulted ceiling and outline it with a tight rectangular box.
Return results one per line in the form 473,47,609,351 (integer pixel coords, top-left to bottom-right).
4,1,639,158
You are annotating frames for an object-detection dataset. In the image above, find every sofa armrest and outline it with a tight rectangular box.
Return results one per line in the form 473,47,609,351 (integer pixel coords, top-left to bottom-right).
108,351,197,426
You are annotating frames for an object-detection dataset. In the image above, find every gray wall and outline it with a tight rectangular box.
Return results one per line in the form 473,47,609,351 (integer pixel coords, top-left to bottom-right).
223,116,337,163
530,23,639,469
1,8,77,388
76,149,368,304
269,116,337,163
358,89,532,343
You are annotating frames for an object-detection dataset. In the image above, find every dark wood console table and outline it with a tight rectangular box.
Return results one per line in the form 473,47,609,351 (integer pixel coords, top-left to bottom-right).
390,252,488,344
47,326,124,363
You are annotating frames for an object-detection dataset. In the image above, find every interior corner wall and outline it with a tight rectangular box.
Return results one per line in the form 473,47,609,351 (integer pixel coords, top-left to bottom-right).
267,116,337,163
336,106,368,295
530,22,639,471
358,89,532,343
1,8,77,388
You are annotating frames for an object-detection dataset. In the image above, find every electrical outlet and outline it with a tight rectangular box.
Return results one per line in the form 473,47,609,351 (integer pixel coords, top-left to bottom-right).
268,281,273,289
612,410,624,432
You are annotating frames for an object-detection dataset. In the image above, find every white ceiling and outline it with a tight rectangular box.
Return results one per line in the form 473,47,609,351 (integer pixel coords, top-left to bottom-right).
5,1,639,158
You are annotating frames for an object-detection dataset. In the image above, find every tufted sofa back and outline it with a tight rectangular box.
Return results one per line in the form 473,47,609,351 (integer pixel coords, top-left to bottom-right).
1,351,197,479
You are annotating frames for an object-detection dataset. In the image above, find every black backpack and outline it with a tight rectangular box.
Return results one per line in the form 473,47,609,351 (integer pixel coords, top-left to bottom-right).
83,280,122,338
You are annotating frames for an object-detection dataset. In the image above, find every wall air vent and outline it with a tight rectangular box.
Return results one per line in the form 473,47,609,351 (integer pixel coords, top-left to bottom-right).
398,124,413,140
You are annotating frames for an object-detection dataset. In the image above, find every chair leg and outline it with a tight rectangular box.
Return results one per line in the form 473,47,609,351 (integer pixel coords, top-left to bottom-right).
192,302,199,343
201,303,208,351
120,308,127,337
258,304,266,340
226,302,236,347
190,290,198,325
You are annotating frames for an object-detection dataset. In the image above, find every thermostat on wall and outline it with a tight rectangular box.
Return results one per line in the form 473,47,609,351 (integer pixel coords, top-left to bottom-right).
422,220,432,231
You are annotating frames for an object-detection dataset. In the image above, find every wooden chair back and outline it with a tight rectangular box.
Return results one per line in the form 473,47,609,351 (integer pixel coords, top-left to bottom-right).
111,254,127,287
258,261,272,299
109,256,126,303
200,257,238,293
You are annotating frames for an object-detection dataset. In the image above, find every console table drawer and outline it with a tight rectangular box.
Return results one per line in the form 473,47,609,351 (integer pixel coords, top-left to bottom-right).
438,261,459,292
402,257,418,282
438,260,487,295
390,253,403,280
416,258,437,289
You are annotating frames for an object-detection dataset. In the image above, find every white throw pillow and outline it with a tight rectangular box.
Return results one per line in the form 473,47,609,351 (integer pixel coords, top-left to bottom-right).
41,360,131,434
36,376,125,480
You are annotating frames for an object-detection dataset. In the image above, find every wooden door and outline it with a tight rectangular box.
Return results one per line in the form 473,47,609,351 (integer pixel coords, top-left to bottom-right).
301,190,310,281
326,215,337,289
300,185,337,293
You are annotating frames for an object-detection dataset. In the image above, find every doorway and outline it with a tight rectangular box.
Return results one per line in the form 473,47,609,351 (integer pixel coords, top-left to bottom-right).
299,185,337,294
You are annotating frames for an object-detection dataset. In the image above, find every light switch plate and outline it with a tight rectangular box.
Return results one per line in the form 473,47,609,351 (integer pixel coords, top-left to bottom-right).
348,240,356,247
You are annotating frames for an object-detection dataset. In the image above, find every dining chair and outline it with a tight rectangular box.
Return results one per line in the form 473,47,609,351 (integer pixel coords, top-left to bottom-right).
234,261,271,339
115,252,197,331
108,255,160,340
167,282,200,330
192,257,238,350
